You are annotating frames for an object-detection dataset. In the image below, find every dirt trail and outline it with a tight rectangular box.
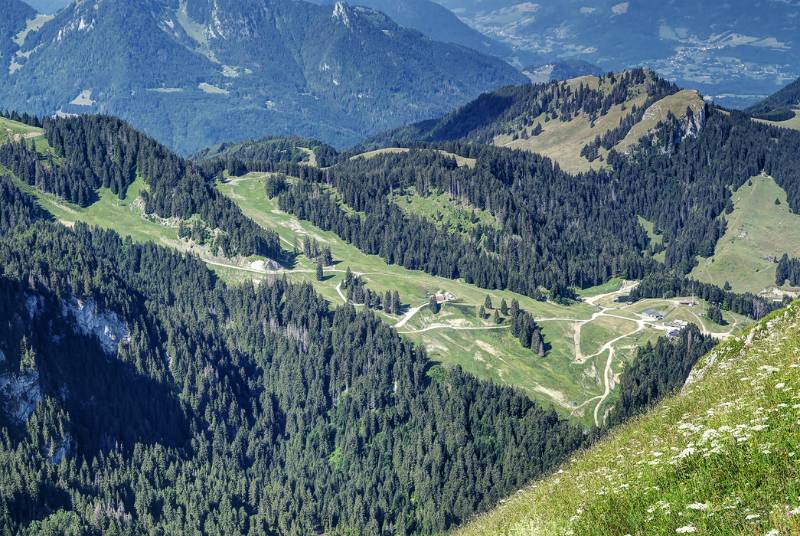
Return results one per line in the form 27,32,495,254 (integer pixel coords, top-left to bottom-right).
394,302,429,329
400,324,509,335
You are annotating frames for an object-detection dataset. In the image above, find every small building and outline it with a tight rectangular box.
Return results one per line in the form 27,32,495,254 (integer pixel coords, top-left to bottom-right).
678,300,698,307
642,309,664,321
433,291,456,304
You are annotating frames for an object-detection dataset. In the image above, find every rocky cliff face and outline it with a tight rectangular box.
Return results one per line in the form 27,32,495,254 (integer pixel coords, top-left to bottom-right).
61,297,129,356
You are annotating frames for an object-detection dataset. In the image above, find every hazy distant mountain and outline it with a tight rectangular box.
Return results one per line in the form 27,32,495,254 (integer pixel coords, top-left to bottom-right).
522,60,604,83
0,0,525,153
1,0,34,65
438,0,800,108
309,0,516,60
22,0,66,12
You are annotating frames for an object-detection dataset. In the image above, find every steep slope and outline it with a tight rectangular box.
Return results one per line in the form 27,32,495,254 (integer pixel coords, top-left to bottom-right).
0,176,588,534
0,0,525,153
457,300,800,535
437,0,800,109
0,0,35,67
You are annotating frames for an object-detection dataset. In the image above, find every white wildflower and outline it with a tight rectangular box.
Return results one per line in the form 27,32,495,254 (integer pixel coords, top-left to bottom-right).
746,513,760,520
687,502,709,511
676,525,697,533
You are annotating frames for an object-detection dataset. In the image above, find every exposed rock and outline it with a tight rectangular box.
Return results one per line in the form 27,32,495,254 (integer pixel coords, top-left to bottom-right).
61,298,130,356
0,369,41,423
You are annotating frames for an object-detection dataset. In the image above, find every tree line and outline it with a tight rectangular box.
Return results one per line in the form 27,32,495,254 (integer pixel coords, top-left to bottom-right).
608,325,717,426
0,115,282,260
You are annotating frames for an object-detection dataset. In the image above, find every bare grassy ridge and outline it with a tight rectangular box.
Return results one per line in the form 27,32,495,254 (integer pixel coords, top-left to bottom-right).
493,77,704,174
456,301,800,535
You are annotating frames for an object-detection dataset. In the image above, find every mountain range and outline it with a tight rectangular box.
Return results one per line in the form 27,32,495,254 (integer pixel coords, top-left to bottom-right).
0,0,524,153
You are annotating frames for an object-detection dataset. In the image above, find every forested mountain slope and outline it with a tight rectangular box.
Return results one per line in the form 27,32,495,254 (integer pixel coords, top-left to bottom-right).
0,113,281,259
0,0,525,153
457,300,800,535
287,89,800,295
747,77,800,121
0,113,755,429
0,172,591,534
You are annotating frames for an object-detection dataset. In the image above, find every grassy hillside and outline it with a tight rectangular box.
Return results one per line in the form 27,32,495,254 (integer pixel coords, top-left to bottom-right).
691,174,800,295
496,87,704,173
219,171,748,427
371,69,702,174
456,300,800,535
0,116,753,428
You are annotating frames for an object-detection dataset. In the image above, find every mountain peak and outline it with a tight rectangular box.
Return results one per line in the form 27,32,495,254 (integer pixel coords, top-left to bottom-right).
331,1,350,27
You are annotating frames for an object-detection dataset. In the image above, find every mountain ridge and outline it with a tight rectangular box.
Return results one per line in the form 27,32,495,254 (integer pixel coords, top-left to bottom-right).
0,0,525,153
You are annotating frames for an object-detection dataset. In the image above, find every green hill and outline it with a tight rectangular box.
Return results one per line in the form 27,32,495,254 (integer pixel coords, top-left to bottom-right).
457,300,800,535
368,69,705,174
747,77,800,124
691,174,800,295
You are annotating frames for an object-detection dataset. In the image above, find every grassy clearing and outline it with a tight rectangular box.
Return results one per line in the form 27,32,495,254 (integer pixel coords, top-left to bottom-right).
456,301,800,536
390,187,499,235
691,174,800,294
580,316,639,357
755,108,800,131
8,174,184,249
577,277,622,299
0,117,52,155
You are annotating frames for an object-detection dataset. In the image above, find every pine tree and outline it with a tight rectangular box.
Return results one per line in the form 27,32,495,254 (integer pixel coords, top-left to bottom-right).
500,298,508,316
484,295,493,310
478,305,486,320
316,260,324,281
392,291,401,315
